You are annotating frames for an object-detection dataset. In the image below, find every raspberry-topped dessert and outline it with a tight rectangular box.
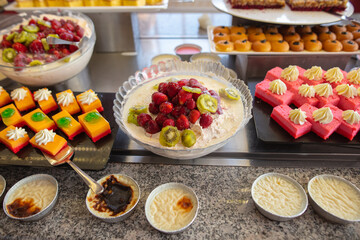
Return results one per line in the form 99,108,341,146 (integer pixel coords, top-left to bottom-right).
123,76,244,149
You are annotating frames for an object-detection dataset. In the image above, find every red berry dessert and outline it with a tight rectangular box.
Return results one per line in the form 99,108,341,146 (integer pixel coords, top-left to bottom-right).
124,76,244,149
271,105,312,139
264,65,305,91
299,66,325,85
336,108,360,140
255,79,293,107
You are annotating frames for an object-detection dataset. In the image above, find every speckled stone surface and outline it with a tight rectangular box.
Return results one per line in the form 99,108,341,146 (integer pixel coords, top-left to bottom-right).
0,163,359,239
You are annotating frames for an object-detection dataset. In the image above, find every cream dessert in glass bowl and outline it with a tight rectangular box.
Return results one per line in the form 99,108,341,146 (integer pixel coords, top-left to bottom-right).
113,61,253,159
0,10,95,86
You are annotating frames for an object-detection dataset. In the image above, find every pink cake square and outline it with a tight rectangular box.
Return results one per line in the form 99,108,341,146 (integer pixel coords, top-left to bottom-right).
336,95,360,110
299,69,326,85
336,107,360,140
255,79,294,107
316,89,340,108
323,69,348,88
291,86,319,107
271,104,312,139
264,66,304,91
299,103,342,140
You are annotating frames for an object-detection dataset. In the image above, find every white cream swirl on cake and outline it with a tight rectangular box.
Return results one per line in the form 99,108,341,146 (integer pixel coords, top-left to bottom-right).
314,83,333,98
57,92,74,107
342,110,360,125
6,127,27,141
35,129,55,145
34,88,52,101
289,109,307,125
303,66,323,81
325,67,343,83
298,84,315,98
347,68,360,85
313,107,333,124
336,84,357,99
79,90,97,105
269,79,287,95
281,65,299,82
11,88,27,101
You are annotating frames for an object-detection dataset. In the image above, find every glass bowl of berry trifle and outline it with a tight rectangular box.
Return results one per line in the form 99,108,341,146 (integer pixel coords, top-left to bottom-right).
0,10,95,86
113,61,253,159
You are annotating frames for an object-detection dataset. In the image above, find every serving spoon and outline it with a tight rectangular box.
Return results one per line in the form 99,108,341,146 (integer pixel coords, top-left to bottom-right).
46,36,89,48
42,145,104,195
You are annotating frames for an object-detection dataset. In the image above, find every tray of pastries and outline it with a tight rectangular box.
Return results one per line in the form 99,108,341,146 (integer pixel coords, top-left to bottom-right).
208,23,360,55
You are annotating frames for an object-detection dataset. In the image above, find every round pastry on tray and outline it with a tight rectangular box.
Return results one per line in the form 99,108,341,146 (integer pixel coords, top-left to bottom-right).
247,26,263,34
318,31,336,42
304,39,322,51
213,26,230,35
346,23,360,32
213,33,230,43
264,26,279,34
322,40,343,52
289,40,304,52
234,39,252,52
252,40,271,52
271,40,289,52
296,25,312,35
248,32,266,42
313,25,329,34
330,24,347,33
279,25,295,35
113,61,253,159
284,32,301,43
302,32,318,42
215,40,234,52
355,38,360,46
352,29,360,39
265,32,283,42
230,32,248,42
336,31,354,41
341,40,359,52
230,25,246,34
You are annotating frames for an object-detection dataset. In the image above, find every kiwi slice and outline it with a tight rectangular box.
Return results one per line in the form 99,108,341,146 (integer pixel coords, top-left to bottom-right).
29,60,42,66
47,34,60,39
182,86,202,94
196,94,218,114
181,129,196,148
219,88,240,100
159,126,180,147
23,25,39,33
41,38,50,51
37,19,51,28
25,33,37,46
6,32,17,41
129,105,148,114
153,84,159,90
127,112,139,126
13,31,27,43
2,48,16,63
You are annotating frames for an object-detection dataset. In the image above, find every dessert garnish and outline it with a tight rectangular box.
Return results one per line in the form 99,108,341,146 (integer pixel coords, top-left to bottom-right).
159,126,180,147
314,83,333,98
335,84,357,98
313,107,333,124
6,127,26,141
303,66,323,81
281,65,299,82
298,84,315,98
57,91,74,107
219,87,240,100
289,108,307,125
347,68,360,85
35,129,55,145
181,129,196,147
268,79,287,95
342,110,360,125
79,90,98,105
34,88,52,101
325,67,343,83
11,88,27,101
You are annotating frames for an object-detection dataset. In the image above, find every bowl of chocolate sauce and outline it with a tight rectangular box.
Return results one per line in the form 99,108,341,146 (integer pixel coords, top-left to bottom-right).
86,174,140,223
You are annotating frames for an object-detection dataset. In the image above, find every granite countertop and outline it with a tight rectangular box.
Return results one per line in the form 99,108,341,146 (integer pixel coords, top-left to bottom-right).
0,163,359,239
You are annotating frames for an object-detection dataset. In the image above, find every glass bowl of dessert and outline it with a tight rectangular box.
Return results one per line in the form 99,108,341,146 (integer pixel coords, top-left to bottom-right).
0,10,95,87
113,60,253,159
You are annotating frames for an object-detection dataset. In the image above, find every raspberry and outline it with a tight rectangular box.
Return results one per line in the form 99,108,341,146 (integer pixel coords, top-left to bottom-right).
14,53,31,65
209,90,221,104
155,113,168,127
43,28,56,36
167,82,180,98
185,98,196,110
1,39,12,49
178,89,192,105
43,16,49,21
177,79,189,87
69,45,79,53
193,93,202,101
48,49,62,59
45,55,57,63
29,19,37,25
59,32,74,41
159,102,173,114
61,48,70,56
51,19,61,30
60,19,66,26
12,43,27,53
137,113,152,127
29,40,44,54
171,95,179,105
64,22,75,32
200,114,213,128
75,26,85,38
56,28,67,36
189,110,201,124
171,106,186,118
144,120,160,134
33,54,45,60
37,32,46,39
149,102,159,114
163,119,175,127
176,114,190,130
152,92,168,105
73,36,81,42
189,78,201,88
158,82,168,94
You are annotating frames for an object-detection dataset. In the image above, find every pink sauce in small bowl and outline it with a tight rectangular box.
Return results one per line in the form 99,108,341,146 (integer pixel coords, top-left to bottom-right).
174,44,202,61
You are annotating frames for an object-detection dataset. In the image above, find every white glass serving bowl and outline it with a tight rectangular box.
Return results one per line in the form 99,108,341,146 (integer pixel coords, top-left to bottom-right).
0,10,95,87
113,60,253,159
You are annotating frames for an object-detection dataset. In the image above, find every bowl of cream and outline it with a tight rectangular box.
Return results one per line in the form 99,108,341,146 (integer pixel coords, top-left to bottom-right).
251,173,308,221
3,174,58,221
145,182,199,234
308,174,360,224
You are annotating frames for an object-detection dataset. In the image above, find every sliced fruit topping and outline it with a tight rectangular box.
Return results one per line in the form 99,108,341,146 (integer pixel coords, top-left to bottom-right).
196,94,218,114
155,113,168,127
37,19,52,28
57,117,71,128
137,113,152,127
148,102,159,114
171,106,186,118
2,48,16,63
84,112,101,123
188,109,201,124
127,112,139,126
12,42,27,53
1,108,15,118
23,25,40,33
25,33,37,46
153,84,159,90
47,34,60,39
176,114,190,130
200,113,213,128
159,102,173,114
163,119,175,127
167,82,180,98
29,60,42,66
13,31,27,43
41,38,50,51
31,112,46,122
129,105,148,114
6,32,17,41
178,89,193,105
29,39,45,54
158,82,168,94
185,98,196,110
181,129,196,148
182,86,202,94
152,92,168,105
219,87,240,100
144,120,160,134
159,126,180,147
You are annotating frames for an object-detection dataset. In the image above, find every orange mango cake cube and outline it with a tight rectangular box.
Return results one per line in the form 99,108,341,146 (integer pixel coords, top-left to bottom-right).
10,87,36,112
78,109,111,142
76,89,104,113
56,89,81,115
0,86,12,107
30,129,67,156
33,88,58,114
23,108,57,133
0,104,24,127
0,126,29,153
52,110,83,140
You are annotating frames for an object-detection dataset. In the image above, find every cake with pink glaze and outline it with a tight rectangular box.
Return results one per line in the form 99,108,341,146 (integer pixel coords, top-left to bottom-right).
265,66,305,91
291,84,319,107
255,79,293,107
335,84,360,110
299,66,325,86
313,83,340,107
336,107,360,140
323,67,348,88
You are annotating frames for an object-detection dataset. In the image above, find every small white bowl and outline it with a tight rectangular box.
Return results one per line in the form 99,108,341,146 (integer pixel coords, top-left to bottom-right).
308,174,360,224
190,52,221,63
3,174,58,221
0,175,6,199
86,173,140,223
145,182,199,234
174,44,202,61
151,54,181,65
251,173,308,221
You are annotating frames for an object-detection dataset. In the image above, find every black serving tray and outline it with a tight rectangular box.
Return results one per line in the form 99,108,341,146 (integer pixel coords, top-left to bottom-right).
0,92,117,170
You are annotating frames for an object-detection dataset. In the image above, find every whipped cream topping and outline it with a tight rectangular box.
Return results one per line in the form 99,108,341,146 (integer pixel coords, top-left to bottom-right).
57,92,74,107
281,65,299,82
314,83,333,98
0,86,4,95
11,88,27,101
6,127,27,141
34,88,52,101
335,84,357,99
303,66,323,81
289,109,307,125
325,67,343,83
347,68,360,84
342,110,360,125
269,79,287,95
313,107,333,124
79,90,97,105
298,84,315,98
35,129,55,145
